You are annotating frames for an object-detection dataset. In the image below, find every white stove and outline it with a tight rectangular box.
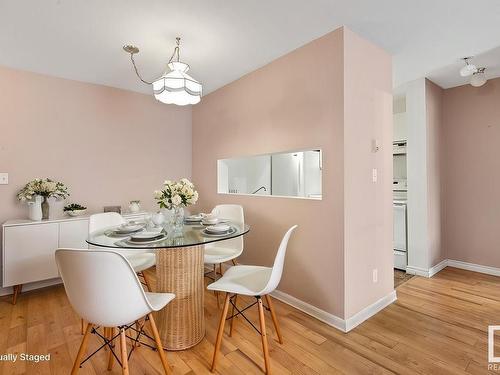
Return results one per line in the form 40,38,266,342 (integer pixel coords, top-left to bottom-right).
393,180,407,271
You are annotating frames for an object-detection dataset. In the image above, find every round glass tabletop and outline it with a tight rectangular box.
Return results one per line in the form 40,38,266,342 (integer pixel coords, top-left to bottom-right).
86,221,250,249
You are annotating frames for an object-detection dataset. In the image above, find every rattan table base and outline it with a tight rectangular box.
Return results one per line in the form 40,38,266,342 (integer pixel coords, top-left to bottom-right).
154,245,205,350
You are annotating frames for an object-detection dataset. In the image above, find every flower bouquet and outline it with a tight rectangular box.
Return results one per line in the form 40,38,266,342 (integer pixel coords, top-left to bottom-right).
18,178,70,219
154,178,198,235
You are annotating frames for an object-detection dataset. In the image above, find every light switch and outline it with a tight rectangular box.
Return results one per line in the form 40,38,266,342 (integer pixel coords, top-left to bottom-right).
0,173,8,185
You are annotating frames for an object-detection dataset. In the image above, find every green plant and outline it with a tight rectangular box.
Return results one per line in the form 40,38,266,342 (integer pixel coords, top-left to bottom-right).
63,203,87,212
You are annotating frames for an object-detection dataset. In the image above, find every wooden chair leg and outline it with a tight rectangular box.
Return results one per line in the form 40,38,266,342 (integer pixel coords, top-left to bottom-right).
219,263,224,276
265,295,283,344
141,271,152,292
107,327,115,371
229,295,238,337
211,293,231,372
231,259,237,266
104,327,109,351
257,297,271,374
148,313,172,375
71,323,93,375
12,284,22,305
119,327,130,375
80,319,85,335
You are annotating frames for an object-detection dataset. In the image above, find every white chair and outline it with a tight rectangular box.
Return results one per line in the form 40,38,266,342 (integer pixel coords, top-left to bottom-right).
89,213,156,291
55,249,174,375
204,204,244,274
208,225,297,374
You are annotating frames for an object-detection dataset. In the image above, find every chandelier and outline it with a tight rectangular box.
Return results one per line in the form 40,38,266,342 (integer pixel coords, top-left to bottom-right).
123,37,202,105
459,57,487,87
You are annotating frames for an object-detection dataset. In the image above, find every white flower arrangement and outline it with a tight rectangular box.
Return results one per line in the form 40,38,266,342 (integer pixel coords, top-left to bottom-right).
17,178,70,201
154,178,198,210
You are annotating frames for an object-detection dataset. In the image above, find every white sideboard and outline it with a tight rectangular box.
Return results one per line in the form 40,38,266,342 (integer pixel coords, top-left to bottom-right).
2,212,148,299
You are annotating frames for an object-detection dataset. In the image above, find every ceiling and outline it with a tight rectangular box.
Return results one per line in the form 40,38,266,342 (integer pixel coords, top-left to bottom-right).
1,0,500,95
427,45,500,89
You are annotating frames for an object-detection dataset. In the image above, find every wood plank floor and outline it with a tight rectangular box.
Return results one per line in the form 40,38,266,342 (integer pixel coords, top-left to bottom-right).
0,267,499,374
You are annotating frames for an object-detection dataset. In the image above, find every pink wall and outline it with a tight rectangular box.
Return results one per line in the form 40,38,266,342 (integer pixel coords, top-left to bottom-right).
192,27,393,319
0,66,192,225
442,77,500,267
343,29,393,318
425,79,445,268
193,28,346,317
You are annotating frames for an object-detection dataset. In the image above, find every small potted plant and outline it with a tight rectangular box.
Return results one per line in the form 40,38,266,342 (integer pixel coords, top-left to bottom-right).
64,203,87,217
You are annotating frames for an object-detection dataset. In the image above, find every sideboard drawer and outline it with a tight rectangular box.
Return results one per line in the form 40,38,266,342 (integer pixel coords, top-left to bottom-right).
3,223,59,287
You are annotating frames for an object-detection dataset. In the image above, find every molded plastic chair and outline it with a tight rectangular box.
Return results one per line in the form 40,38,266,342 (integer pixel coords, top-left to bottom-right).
204,205,245,306
89,213,156,290
204,204,244,266
55,249,174,375
208,225,297,374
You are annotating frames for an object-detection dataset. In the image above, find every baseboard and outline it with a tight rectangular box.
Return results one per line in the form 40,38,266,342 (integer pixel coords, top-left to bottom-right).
405,265,431,277
0,278,62,297
447,259,500,277
428,259,448,277
270,289,347,332
407,259,448,277
406,259,500,278
344,290,397,332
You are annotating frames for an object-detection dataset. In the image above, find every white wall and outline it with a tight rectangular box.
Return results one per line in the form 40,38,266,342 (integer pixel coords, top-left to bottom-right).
271,153,301,196
404,78,430,272
402,78,445,274
218,155,271,195
303,150,322,197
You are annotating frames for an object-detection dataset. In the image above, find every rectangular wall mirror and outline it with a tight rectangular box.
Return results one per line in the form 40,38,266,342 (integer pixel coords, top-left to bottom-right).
217,149,322,199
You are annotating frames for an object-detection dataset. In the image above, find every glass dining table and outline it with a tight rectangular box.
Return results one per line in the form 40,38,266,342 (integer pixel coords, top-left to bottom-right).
87,221,250,351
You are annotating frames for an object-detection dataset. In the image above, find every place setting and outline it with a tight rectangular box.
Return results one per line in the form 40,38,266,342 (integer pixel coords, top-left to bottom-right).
201,223,236,237
104,221,146,237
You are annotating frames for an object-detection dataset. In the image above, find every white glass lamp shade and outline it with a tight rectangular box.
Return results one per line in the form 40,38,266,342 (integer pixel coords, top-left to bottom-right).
152,62,202,105
460,63,477,77
470,71,487,87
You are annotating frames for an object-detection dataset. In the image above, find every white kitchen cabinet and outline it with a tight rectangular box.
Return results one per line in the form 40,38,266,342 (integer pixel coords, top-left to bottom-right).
2,212,145,301
3,222,59,287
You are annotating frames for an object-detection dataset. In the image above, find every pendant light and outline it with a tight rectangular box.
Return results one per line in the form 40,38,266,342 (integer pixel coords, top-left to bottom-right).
470,67,487,87
123,37,202,106
459,57,477,77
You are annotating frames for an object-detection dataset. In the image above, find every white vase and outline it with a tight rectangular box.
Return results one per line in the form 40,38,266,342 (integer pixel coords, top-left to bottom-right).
28,196,43,221
46,196,58,219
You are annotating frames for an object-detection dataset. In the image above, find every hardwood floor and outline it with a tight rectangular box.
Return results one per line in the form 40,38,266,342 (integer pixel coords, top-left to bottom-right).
394,269,414,288
0,267,499,374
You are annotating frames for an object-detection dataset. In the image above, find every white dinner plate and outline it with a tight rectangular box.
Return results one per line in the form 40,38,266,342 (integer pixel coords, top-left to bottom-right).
113,223,145,234
185,215,203,222
125,234,167,245
201,227,236,237
130,231,165,241
205,224,231,233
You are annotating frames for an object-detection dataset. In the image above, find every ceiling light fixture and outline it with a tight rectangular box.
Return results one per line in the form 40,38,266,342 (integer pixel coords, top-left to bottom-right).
470,67,487,87
459,57,477,77
123,37,202,106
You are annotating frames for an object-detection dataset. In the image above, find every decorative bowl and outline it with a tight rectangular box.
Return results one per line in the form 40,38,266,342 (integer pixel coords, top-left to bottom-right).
66,209,87,217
